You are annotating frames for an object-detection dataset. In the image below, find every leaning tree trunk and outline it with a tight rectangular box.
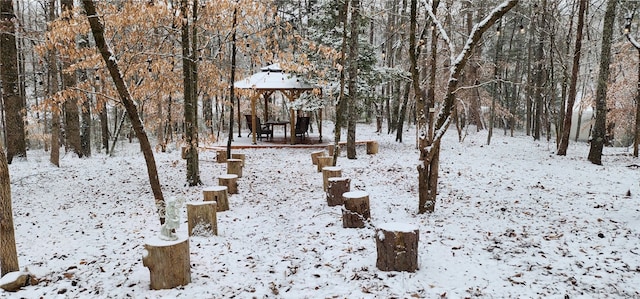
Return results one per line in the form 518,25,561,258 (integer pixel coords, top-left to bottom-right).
0,146,19,276
82,0,166,224
419,0,518,213
557,0,586,156
588,0,617,165
0,0,27,163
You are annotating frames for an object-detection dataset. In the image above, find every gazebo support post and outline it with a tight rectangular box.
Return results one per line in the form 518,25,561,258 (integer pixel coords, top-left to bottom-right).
250,94,259,145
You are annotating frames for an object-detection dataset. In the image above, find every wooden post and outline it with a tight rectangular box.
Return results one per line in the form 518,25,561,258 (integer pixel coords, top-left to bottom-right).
203,186,229,211
231,153,246,167
218,174,238,195
186,201,217,236
216,150,227,163
310,150,325,165
327,177,350,206
226,158,243,178
316,156,333,172
142,236,191,290
375,223,419,272
366,141,379,154
322,166,342,191
342,191,370,228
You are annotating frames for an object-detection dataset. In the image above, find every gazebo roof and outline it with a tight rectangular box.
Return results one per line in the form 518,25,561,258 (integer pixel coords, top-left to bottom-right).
234,63,314,91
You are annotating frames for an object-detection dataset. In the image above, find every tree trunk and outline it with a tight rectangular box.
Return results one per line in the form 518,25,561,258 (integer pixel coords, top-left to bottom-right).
82,0,166,224
227,7,237,155
418,0,518,213
333,0,350,164
488,19,505,146
395,82,411,142
61,0,82,158
588,0,617,165
0,146,19,276
533,0,546,141
557,0,586,156
182,0,200,186
465,1,484,132
635,50,640,157
426,0,438,144
47,0,60,167
418,139,439,213
0,0,27,163
100,97,109,153
346,0,360,160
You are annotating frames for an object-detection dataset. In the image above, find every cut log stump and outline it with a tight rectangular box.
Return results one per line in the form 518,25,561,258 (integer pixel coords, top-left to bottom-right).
142,236,191,290
311,150,325,165
375,223,419,272
327,144,340,156
187,201,218,236
342,190,370,228
366,141,379,155
231,153,246,167
327,177,350,206
203,186,229,211
216,150,227,163
218,174,238,195
316,156,333,173
227,158,243,178
322,166,342,191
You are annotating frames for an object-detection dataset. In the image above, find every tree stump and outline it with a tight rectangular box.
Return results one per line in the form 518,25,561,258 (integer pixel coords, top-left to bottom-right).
342,191,370,228
187,201,218,236
316,156,333,172
227,158,243,178
216,150,227,163
366,141,379,155
375,223,419,272
231,153,246,167
203,186,229,211
310,150,325,165
327,177,350,206
142,236,191,290
218,174,238,195
322,166,342,191
327,144,340,156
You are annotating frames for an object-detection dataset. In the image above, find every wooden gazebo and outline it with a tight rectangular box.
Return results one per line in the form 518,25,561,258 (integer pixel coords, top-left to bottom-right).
235,64,320,145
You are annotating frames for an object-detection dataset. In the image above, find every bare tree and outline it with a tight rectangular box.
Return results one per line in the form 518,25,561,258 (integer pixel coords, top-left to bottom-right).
47,0,60,167
182,0,201,186
82,0,166,224
346,0,360,159
61,0,83,158
588,0,618,165
418,0,518,213
557,0,587,156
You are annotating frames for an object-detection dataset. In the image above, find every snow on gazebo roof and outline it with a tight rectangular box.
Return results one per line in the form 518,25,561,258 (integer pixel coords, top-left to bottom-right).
234,63,314,90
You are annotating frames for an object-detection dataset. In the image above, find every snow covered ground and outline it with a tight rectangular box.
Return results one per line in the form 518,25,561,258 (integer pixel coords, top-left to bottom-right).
5,123,640,298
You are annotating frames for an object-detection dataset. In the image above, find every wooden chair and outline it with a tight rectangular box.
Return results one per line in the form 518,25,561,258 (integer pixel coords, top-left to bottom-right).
295,116,310,140
245,114,272,140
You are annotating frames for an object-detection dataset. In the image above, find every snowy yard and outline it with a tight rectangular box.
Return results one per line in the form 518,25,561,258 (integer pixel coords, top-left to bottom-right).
5,124,640,298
